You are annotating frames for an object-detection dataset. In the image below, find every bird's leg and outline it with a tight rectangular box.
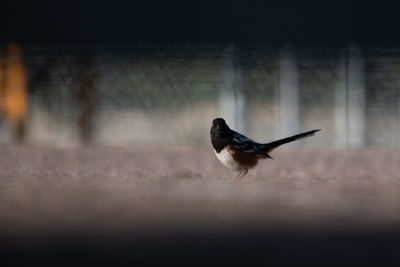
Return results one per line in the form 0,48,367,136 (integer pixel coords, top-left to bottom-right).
238,168,248,180
234,170,243,181
234,168,248,180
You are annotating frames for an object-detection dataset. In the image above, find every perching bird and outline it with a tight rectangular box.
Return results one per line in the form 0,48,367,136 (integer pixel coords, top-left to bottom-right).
210,118,320,180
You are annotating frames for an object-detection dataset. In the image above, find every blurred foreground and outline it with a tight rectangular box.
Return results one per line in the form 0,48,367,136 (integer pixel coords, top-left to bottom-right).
1,145,399,266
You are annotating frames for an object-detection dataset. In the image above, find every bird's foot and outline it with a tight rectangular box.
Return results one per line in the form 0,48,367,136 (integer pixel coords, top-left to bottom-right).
234,168,248,181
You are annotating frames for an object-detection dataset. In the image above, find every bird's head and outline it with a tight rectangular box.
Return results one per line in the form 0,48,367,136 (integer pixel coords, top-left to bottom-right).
211,117,227,130
211,118,231,136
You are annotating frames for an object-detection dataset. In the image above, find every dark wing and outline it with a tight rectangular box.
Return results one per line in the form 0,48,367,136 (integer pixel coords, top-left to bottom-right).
232,131,272,158
232,129,320,158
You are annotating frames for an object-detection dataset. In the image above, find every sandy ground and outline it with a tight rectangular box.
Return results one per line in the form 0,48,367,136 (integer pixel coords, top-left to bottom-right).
1,144,400,266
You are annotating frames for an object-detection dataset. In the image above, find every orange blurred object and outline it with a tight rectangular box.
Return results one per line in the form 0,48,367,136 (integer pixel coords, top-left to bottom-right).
0,43,28,142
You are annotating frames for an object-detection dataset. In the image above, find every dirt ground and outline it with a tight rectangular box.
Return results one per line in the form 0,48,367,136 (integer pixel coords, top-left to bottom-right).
1,144,400,266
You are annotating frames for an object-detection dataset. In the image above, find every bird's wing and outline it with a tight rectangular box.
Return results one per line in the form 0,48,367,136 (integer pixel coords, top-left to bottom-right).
232,131,271,158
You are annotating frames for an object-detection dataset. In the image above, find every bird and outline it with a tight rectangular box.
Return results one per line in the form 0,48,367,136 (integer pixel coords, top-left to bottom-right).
210,118,320,180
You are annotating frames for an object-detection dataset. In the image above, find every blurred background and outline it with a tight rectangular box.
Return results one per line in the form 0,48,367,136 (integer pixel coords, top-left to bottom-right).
1,1,400,148
2,42,400,147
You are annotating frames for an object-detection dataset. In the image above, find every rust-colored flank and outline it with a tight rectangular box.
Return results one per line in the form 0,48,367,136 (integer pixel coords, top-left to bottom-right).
227,144,259,168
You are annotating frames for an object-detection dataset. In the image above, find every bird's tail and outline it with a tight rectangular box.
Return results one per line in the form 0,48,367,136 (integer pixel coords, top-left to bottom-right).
264,129,321,153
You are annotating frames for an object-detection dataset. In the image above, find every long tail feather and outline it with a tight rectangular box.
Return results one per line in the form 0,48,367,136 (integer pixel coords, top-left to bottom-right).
264,129,321,153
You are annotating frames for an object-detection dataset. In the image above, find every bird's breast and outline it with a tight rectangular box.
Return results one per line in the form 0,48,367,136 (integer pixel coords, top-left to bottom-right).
214,146,241,170
214,144,259,170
